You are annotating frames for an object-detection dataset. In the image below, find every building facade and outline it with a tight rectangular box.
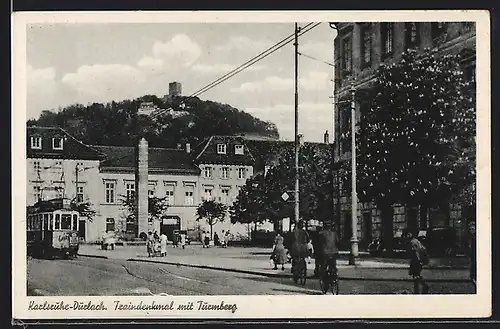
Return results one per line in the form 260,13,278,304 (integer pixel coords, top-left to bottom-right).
26,127,105,240
333,22,476,248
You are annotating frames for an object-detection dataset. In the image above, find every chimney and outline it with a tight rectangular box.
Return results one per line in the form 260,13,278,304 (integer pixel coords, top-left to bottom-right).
186,143,191,154
135,138,149,237
323,130,330,144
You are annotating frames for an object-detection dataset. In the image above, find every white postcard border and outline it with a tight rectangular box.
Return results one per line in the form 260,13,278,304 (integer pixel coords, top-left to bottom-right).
12,10,491,320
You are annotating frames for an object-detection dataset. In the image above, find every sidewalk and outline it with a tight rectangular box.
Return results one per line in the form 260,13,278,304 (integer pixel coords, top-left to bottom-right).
78,244,471,280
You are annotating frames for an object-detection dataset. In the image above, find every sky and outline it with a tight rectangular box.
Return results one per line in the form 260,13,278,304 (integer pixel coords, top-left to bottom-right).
26,23,338,142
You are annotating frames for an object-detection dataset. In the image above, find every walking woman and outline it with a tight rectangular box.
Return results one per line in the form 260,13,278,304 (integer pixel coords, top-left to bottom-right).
271,233,287,270
146,231,154,257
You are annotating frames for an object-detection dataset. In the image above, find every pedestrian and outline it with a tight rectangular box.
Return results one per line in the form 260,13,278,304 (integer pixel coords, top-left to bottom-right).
204,233,211,248
406,230,430,294
220,230,227,248
214,232,220,247
180,232,186,249
468,220,476,289
307,238,314,264
271,233,287,270
160,232,168,257
201,231,206,248
290,220,310,275
146,231,153,257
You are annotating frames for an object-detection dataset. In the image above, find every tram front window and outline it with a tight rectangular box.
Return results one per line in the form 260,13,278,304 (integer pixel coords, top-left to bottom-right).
61,214,72,230
72,214,78,231
55,214,60,230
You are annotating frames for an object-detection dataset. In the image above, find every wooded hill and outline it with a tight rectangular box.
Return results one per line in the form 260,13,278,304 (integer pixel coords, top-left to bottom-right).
27,95,280,148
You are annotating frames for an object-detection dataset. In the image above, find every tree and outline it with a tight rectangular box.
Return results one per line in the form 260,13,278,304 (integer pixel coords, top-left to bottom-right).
120,195,169,233
70,200,97,222
231,143,333,231
353,49,475,236
230,175,269,230
196,200,228,238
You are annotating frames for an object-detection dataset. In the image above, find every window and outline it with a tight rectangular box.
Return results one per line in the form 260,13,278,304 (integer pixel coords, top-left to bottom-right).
33,161,41,172
76,185,84,203
221,188,230,204
148,183,156,197
52,137,63,150
235,145,244,155
125,182,135,202
105,182,115,203
204,188,213,201
404,23,420,49
72,214,78,231
221,167,230,179
30,136,42,149
340,36,352,76
165,185,175,205
431,22,448,40
56,188,64,198
54,213,60,229
185,187,194,206
106,218,115,232
381,22,394,57
217,144,227,154
361,24,372,67
33,186,42,201
204,166,212,178
61,214,71,229
238,167,246,179
49,214,53,230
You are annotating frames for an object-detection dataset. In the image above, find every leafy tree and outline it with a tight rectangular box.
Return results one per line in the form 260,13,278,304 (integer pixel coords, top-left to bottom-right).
120,195,169,232
196,200,228,238
27,95,279,148
231,143,333,231
70,200,97,223
230,175,269,230
350,49,475,238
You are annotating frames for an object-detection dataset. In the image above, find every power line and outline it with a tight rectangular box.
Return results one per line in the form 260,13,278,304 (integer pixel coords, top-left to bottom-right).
150,22,322,121
185,23,316,100
298,51,335,67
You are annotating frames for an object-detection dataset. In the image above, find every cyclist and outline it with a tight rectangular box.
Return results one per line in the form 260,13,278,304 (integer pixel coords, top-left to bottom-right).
318,221,340,280
290,220,310,275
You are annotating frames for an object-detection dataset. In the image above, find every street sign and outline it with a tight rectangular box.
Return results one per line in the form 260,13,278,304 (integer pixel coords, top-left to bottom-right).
281,192,290,201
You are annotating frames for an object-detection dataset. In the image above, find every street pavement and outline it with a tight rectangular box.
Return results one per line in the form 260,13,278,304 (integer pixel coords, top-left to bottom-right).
78,243,472,278
27,255,475,296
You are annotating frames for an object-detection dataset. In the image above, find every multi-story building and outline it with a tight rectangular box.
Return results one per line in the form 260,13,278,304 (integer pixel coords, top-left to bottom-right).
333,22,476,248
26,127,105,240
26,126,330,243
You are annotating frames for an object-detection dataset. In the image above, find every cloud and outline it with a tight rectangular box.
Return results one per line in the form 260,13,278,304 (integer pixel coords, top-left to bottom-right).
26,64,60,118
245,102,333,142
230,71,330,94
137,56,164,70
61,64,146,104
152,34,202,67
191,63,265,75
214,36,273,52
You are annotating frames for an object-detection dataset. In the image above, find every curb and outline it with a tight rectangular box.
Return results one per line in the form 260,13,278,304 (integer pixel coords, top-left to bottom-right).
77,253,109,260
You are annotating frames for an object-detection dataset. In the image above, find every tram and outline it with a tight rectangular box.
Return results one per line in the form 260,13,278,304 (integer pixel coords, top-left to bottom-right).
27,198,80,259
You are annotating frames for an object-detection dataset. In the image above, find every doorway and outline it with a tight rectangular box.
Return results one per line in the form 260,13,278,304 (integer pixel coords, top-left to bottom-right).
362,212,372,247
78,219,86,241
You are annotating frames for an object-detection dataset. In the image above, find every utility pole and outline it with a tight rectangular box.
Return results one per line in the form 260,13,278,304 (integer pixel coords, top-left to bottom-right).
294,22,300,230
349,85,359,265
75,163,79,203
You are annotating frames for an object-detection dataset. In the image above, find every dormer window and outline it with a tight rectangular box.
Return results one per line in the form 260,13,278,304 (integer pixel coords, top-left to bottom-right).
31,136,42,149
52,137,63,150
217,144,227,154
235,145,244,155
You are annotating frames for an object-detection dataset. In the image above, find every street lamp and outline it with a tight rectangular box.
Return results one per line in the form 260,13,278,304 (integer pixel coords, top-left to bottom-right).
349,85,359,265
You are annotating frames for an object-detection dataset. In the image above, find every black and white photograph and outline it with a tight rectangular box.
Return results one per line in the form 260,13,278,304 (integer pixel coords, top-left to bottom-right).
12,10,491,320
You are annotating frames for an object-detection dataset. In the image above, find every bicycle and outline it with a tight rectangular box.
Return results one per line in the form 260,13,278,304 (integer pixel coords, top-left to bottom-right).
319,260,339,295
292,256,307,286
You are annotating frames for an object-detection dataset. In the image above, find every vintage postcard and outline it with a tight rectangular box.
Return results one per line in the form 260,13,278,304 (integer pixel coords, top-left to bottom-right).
12,10,491,321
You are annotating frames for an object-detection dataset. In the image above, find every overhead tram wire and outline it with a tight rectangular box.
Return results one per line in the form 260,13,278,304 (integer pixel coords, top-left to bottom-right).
150,22,322,120
298,51,335,67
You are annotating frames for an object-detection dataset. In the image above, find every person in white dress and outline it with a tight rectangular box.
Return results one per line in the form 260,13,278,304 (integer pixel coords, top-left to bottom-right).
160,233,168,257
180,233,186,249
